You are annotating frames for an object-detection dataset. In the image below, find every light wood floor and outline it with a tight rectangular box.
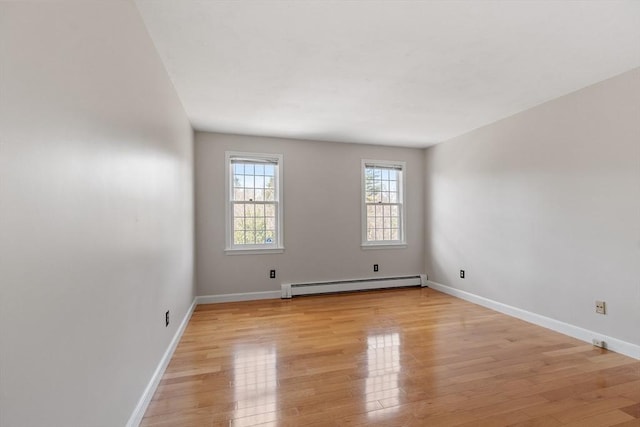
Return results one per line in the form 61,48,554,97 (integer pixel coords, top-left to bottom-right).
141,288,640,426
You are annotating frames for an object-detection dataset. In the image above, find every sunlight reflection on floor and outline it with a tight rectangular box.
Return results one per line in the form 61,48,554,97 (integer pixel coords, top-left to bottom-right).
366,332,401,418
233,344,277,426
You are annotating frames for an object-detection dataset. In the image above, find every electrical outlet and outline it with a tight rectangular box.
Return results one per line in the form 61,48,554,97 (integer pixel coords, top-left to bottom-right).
270,269,276,279
460,269,465,279
592,338,606,348
165,310,170,327
373,264,379,272
595,300,606,315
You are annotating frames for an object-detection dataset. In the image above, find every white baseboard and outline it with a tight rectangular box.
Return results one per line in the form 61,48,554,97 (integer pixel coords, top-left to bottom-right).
426,280,640,360
126,298,197,427
196,290,281,304
126,291,278,426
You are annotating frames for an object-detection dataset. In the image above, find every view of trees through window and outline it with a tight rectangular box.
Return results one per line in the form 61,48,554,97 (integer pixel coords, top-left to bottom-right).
231,161,277,246
365,165,402,242
229,155,402,249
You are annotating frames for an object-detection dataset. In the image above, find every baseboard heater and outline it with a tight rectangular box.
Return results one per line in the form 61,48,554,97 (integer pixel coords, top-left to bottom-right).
281,274,427,298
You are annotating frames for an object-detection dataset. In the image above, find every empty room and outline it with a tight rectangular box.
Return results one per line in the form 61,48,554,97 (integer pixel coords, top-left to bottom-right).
1,1,639,426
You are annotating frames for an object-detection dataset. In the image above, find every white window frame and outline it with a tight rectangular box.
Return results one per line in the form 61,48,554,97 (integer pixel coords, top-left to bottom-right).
225,151,284,254
361,159,407,249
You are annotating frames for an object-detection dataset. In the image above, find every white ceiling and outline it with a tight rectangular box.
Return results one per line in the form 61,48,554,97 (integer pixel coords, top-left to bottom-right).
135,0,640,148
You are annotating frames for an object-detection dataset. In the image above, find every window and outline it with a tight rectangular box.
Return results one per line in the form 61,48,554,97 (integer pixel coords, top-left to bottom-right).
226,152,283,253
362,160,406,247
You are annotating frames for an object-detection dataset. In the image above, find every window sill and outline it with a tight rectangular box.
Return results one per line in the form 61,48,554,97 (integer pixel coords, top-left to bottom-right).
361,243,407,250
225,247,285,255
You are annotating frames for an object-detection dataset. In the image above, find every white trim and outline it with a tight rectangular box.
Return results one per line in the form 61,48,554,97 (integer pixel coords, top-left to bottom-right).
126,298,197,427
426,280,640,360
196,290,281,304
361,243,407,250
225,248,284,255
225,151,284,252
361,159,407,246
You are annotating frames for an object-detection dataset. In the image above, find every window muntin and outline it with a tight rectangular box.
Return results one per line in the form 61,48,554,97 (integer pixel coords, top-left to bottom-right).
226,152,283,252
362,160,406,246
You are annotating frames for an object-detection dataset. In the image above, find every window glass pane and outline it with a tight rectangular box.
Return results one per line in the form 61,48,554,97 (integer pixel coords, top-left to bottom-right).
266,217,276,230
255,164,264,175
245,176,254,189
265,231,275,244
365,191,373,203
265,176,276,200
264,204,275,217
264,165,274,176
367,217,375,229
365,168,374,179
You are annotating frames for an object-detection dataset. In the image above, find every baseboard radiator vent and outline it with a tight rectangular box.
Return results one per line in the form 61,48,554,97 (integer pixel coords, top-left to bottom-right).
281,274,427,299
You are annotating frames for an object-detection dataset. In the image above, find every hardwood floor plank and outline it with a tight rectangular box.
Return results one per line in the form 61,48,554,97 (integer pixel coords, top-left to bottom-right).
560,409,634,427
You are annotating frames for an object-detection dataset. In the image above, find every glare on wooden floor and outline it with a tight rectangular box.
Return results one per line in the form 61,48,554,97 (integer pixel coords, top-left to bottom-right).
141,288,640,426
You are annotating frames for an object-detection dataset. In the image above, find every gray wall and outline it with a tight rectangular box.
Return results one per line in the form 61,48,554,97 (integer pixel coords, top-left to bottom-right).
195,132,424,296
424,68,640,346
0,2,194,426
